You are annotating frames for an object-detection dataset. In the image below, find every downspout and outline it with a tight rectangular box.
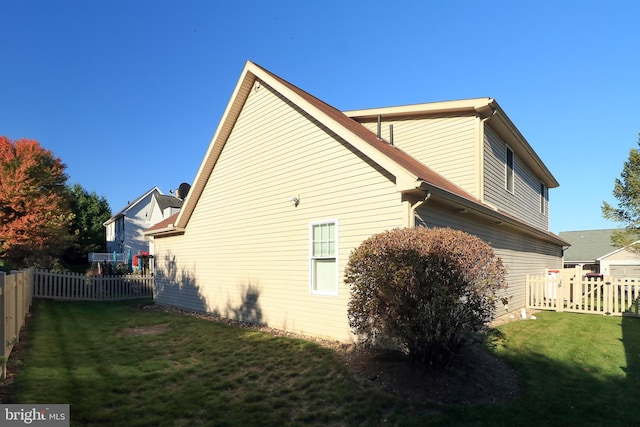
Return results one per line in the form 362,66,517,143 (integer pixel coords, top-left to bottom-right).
408,190,431,228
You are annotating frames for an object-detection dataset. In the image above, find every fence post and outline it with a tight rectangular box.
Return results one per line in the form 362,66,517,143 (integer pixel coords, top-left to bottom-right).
555,270,565,313
14,271,22,343
0,271,5,380
603,279,612,316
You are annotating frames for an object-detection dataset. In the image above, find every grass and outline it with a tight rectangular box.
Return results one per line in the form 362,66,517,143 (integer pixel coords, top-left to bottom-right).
10,300,640,426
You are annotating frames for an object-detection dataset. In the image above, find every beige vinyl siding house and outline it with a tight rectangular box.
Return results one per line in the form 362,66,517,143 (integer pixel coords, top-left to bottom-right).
146,61,567,343
414,200,561,310
150,78,405,341
483,127,549,231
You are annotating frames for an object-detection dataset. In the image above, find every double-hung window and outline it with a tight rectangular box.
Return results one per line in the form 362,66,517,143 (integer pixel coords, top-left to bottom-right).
506,146,514,193
310,220,338,295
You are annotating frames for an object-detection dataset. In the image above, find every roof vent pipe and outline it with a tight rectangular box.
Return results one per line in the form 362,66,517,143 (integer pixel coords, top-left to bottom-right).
389,124,394,146
377,114,382,140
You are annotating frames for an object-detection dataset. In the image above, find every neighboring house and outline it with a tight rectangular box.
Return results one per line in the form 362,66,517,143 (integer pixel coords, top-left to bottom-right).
145,61,567,342
147,194,184,227
560,229,640,278
145,190,187,255
104,187,163,256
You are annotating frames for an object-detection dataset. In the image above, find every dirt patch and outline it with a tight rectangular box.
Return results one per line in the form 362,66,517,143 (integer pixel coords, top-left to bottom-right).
117,323,171,337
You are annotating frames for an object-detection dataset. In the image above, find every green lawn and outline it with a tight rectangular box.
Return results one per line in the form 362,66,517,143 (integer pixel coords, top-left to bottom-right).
10,300,640,426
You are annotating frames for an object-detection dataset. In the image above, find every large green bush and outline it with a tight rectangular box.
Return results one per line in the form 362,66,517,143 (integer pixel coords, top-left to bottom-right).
345,227,508,367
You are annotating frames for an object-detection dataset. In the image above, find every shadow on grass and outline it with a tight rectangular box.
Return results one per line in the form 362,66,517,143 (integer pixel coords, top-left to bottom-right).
622,314,640,387
16,300,640,426
450,313,640,427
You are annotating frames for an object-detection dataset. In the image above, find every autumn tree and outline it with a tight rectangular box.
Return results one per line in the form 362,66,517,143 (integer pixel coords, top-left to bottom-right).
0,137,74,268
63,184,112,264
602,133,640,251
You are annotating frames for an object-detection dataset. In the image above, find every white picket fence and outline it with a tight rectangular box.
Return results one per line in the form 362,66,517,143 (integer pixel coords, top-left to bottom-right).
0,268,34,380
32,269,154,301
527,267,640,316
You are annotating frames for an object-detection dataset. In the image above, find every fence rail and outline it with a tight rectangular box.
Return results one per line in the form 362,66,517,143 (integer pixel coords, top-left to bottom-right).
88,252,125,263
527,267,640,317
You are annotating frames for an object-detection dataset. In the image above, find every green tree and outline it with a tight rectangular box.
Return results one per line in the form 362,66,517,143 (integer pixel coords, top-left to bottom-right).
602,133,640,251
0,137,74,269
64,184,112,264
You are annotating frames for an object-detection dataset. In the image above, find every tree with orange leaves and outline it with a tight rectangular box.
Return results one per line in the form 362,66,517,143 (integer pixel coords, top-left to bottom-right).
0,137,74,268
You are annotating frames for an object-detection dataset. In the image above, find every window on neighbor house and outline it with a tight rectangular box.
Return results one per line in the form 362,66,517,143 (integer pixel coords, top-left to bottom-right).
540,182,546,214
310,220,337,295
506,146,514,193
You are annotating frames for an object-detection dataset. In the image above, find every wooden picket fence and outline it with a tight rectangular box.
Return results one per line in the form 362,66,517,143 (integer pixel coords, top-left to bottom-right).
0,267,154,379
527,267,640,317
0,268,34,380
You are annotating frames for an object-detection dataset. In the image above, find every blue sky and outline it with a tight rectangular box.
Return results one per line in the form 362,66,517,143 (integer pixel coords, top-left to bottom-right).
1,1,638,234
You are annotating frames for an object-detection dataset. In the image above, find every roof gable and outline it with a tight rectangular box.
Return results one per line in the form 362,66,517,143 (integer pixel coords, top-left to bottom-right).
153,61,565,246
104,186,162,225
174,61,483,230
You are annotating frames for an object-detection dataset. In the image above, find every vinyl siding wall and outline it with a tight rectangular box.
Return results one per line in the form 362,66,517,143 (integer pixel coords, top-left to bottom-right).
415,201,562,310
359,115,479,197
484,126,548,230
600,249,640,278
153,80,405,342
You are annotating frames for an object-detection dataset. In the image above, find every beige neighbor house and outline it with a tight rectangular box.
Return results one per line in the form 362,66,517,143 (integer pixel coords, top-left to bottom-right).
144,61,567,342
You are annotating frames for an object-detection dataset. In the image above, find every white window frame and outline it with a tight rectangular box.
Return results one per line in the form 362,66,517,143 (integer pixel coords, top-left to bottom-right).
309,219,339,296
540,181,546,214
505,146,515,193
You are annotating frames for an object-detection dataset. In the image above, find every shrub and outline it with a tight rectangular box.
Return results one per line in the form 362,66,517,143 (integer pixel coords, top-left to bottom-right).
345,227,508,367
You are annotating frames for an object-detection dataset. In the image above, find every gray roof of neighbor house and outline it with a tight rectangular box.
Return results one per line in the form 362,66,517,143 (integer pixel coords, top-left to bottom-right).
155,194,183,211
559,229,621,262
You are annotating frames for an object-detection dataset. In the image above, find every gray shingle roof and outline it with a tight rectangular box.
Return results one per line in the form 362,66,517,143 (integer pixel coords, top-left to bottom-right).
559,229,621,262
155,194,183,211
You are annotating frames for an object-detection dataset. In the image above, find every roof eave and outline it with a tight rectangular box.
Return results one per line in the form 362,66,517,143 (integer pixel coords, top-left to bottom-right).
416,181,569,247
343,98,496,120
143,226,185,238
174,62,257,229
